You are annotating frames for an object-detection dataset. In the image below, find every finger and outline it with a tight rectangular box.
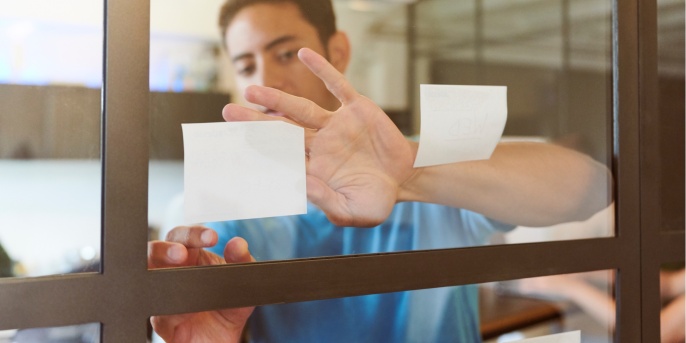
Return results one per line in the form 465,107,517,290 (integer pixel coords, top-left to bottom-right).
147,241,188,268
224,237,256,263
222,103,282,123
243,85,331,129
223,102,314,136
165,225,217,248
298,47,358,105
150,314,193,342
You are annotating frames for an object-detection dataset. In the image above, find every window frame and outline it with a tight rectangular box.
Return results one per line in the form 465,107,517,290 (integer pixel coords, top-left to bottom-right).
0,0,682,342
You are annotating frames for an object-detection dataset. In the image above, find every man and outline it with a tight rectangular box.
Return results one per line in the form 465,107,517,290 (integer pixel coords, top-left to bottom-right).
148,0,611,342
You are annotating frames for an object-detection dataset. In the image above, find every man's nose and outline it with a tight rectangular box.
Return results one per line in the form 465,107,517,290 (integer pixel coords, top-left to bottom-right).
257,61,286,90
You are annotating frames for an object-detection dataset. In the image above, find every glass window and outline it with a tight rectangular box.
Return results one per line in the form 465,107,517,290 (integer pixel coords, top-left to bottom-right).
0,323,100,343
148,0,228,242
415,0,614,244
149,0,614,266
493,270,615,342
0,0,103,277
0,1,666,342
150,271,615,343
147,0,614,270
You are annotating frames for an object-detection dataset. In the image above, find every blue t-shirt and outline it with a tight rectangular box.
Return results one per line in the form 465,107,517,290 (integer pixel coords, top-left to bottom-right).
207,202,514,343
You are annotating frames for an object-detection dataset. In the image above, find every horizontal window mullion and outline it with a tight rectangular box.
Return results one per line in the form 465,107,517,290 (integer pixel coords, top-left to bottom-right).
0,274,103,330
148,237,624,316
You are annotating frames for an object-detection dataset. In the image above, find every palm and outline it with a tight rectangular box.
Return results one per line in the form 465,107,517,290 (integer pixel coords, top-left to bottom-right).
307,95,414,227
224,48,417,227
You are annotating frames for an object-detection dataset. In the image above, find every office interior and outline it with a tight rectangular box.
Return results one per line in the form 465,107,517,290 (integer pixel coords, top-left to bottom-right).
0,0,683,342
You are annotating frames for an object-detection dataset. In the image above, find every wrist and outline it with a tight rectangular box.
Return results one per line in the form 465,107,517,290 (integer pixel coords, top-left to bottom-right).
397,141,423,203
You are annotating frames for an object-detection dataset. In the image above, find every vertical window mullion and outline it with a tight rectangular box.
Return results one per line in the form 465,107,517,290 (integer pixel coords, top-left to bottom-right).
613,0,644,342
101,0,151,341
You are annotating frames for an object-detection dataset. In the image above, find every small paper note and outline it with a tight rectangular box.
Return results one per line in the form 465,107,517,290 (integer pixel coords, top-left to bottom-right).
182,121,306,224
414,84,507,167
512,331,580,343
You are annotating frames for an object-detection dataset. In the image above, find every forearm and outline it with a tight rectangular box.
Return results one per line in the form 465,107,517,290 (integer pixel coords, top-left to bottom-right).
563,280,617,329
660,295,685,343
518,276,616,328
661,269,685,300
398,141,612,227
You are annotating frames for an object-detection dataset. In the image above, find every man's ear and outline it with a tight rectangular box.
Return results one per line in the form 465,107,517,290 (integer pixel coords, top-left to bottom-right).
327,31,351,74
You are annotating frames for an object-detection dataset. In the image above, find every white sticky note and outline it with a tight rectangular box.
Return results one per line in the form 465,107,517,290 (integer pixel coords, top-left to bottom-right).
414,84,507,167
512,331,580,343
182,121,306,224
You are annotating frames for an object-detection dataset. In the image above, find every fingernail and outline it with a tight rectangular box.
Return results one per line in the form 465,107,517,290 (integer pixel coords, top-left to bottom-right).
201,230,214,244
167,245,184,261
229,240,247,262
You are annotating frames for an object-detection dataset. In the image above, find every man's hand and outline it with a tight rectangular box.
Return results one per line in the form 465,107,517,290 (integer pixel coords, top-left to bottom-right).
148,226,255,343
222,48,415,227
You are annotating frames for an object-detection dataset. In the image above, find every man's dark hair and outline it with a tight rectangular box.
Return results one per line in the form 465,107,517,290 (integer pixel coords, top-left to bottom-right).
218,0,337,50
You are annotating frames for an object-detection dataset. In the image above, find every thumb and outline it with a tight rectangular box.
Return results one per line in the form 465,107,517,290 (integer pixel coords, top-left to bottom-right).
306,176,352,227
224,237,256,263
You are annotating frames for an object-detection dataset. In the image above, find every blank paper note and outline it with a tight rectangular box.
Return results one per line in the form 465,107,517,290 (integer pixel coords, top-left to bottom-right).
182,121,306,224
414,84,507,168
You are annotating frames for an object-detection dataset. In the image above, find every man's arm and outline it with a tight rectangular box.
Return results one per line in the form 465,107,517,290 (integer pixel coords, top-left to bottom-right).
223,47,612,228
399,140,612,227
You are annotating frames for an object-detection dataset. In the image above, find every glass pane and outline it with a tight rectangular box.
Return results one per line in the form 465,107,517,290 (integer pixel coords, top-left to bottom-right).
147,0,614,269
337,1,412,133
150,271,615,342
493,270,615,342
416,0,614,244
0,323,100,343
0,0,102,277
147,0,228,242
660,264,685,343
657,0,685,232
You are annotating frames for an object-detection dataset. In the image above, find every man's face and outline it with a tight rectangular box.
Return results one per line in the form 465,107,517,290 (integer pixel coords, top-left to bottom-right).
225,2,339,114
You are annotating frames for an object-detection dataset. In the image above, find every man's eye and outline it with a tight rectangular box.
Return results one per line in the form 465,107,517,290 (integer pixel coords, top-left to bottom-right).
237,65,255,77
276,49,297,63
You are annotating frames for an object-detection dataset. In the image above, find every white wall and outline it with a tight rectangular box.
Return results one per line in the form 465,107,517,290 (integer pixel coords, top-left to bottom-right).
0,0,230,90
0,160,184,277
0,0,412,101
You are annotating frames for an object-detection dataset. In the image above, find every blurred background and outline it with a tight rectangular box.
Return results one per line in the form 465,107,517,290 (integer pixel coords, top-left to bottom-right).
0,0,683,341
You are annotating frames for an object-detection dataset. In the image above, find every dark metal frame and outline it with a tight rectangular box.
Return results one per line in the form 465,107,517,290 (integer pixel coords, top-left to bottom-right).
0,0,682,342
637,0,686,341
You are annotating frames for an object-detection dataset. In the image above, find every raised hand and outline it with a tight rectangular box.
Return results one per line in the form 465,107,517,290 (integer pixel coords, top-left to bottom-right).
222,48,415,227
148,226,255,343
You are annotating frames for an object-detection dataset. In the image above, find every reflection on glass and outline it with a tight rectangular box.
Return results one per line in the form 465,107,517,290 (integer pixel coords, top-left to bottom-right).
660,264,685,343
416,0,613,159
416,0,614,243
150,271,614,342
501,203,614,245
657,0,685,232
494,271,615,342
0,1,102,277
0,323,100,343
